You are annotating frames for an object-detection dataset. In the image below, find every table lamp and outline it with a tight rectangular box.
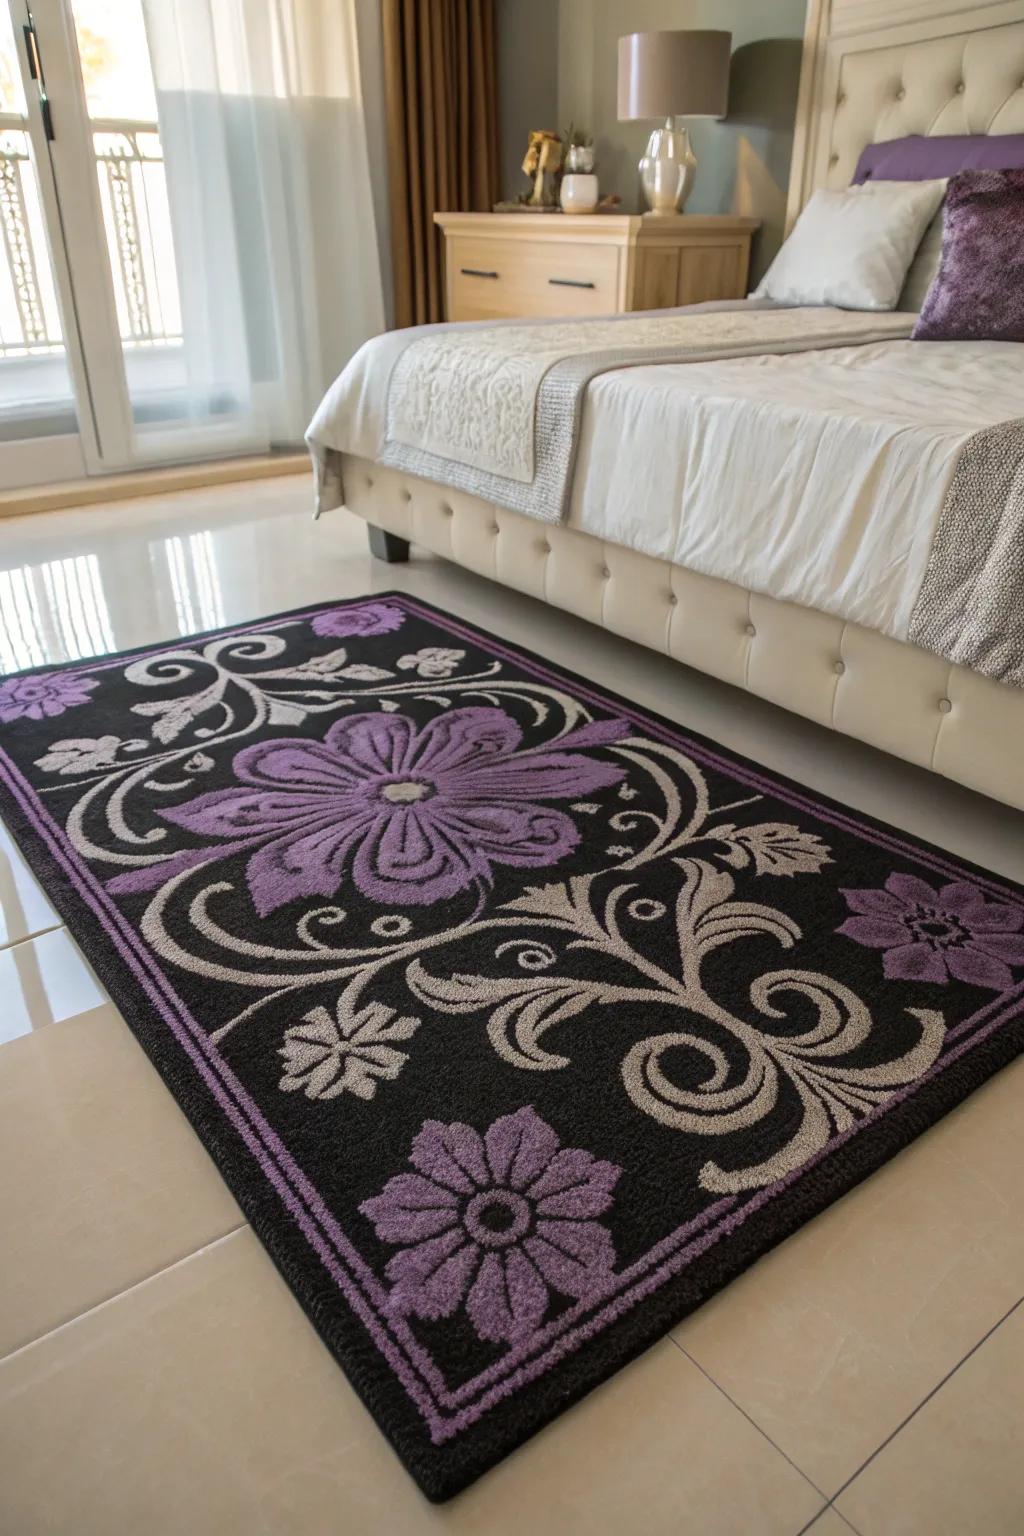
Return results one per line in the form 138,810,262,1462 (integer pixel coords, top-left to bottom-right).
617,30,731,214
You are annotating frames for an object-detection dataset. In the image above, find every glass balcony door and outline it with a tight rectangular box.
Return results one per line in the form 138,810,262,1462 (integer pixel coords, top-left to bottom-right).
1,0,264,487
0,2,86,486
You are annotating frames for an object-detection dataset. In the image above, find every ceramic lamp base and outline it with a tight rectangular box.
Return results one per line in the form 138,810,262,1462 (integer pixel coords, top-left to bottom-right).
640,119,696,214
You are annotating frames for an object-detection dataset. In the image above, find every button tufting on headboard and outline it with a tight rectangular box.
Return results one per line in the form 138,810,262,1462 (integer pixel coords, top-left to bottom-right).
788,4,1024,228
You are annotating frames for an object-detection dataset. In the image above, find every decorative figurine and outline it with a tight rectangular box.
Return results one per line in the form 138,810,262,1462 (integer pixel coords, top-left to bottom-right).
521,130,563,208
493,126,614,214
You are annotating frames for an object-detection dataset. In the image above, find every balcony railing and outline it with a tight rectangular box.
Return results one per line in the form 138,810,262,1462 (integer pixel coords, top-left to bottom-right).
92,118,182,350
0,115,62,357
0,113,182,361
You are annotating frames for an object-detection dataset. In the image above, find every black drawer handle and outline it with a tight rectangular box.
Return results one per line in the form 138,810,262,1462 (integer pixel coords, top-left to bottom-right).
460,267,498,279
548,277,596,289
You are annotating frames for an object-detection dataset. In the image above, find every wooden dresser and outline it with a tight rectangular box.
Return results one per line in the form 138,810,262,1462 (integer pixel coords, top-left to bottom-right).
434,211,760,321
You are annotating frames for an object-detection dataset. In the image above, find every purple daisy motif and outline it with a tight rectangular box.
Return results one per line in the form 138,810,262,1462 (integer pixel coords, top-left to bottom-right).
838,872,1024,990
311,602,405,639
360,1106,621,1344
0,671,99,724
137,706,627,913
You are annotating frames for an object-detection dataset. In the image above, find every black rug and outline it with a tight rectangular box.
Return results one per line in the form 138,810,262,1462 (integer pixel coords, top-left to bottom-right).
0,592,1021,1500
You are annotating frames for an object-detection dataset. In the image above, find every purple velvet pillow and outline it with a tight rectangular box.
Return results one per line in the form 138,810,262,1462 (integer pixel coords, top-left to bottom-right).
853,134,1024,183
913,169,1024,341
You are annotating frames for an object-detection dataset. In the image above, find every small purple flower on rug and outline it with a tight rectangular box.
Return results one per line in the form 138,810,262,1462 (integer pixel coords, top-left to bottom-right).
360,1106,621,1344
0,671,99,724
154,706,628,913
838,872,1024,990
311,601,405,639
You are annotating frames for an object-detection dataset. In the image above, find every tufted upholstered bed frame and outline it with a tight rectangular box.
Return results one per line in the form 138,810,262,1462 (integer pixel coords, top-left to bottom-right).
340,0,1024,812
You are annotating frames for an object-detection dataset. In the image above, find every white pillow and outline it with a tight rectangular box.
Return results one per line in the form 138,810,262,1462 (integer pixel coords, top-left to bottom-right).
898,207,944,312
754,180,947,310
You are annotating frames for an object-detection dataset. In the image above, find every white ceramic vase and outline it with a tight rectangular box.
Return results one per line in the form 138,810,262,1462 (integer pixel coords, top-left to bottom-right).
560,172,599,214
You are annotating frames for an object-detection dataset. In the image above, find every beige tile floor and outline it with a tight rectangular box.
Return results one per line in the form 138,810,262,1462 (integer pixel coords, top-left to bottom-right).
0,474,1021,1535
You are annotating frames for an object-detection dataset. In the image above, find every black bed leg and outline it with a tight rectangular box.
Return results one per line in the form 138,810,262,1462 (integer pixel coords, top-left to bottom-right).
367,524,410,563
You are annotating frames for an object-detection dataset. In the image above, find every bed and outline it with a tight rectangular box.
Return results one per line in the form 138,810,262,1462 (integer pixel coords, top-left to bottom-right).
308,0,1024,812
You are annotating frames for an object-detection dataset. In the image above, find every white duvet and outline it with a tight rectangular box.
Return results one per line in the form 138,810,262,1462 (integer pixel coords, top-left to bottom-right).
309,326,1024,645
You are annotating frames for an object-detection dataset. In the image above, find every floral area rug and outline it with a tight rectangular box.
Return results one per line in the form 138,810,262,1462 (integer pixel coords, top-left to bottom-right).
1,592,1021,1500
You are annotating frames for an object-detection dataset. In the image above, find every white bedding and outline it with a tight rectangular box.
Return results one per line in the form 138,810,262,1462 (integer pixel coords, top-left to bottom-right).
309,327,1024,646
570,339,1024,641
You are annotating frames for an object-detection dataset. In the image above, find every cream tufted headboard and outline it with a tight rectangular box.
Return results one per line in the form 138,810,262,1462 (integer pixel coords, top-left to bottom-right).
786,0,1024,230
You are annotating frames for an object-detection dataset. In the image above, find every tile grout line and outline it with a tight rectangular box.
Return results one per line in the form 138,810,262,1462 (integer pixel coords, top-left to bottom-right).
0,1221,250,1367
827,1292,1024,1514
668,1334,831,1504
794,1497,863,1536
0,919,66,954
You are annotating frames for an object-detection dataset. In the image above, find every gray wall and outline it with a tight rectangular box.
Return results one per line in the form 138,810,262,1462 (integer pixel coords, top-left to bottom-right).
502,0,807,283
498,0,561,205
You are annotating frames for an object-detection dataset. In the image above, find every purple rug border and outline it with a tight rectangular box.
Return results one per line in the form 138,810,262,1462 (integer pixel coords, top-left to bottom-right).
2,591,1022,1443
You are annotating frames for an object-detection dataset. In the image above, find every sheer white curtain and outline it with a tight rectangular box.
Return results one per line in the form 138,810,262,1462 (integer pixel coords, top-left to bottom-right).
142,0,385,453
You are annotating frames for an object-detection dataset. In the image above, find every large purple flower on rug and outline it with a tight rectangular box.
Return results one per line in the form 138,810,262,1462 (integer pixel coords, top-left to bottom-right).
151,707,627,913
360,1107,621,1344
311,601,405,639
0,671,98,724
838,872,1024,990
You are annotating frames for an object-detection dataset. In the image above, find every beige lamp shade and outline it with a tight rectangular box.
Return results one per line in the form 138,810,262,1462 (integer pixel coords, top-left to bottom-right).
617,30,731,121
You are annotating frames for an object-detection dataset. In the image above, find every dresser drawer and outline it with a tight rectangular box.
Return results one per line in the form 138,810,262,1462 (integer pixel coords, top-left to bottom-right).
437,213,758,321
447,235,621,321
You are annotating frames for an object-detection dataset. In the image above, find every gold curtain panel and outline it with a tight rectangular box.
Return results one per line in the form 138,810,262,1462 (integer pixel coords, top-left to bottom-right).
383,0,500,328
